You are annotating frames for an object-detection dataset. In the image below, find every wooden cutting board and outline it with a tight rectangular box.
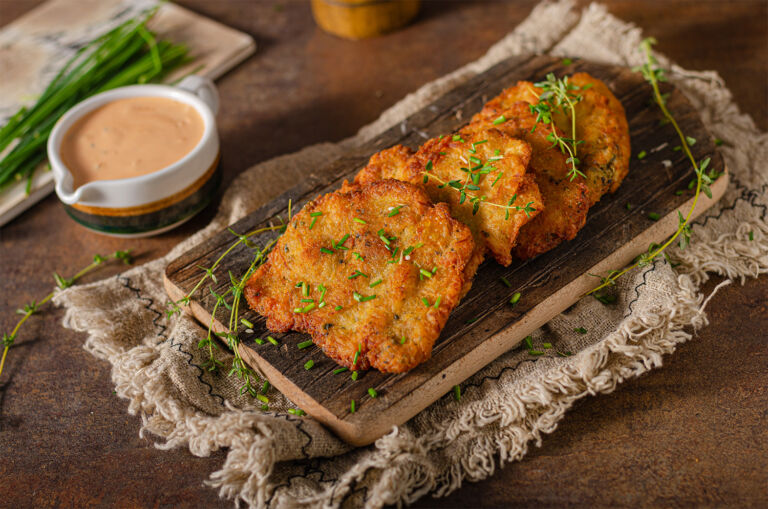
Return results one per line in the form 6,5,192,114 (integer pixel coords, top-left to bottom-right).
0,0,256,227
164,54,728,446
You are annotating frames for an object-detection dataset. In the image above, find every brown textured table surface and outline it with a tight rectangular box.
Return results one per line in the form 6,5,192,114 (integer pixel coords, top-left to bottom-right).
0,1,766,507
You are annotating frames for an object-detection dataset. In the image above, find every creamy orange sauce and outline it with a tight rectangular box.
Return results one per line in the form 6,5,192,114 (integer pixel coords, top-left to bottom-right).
60,96,204,188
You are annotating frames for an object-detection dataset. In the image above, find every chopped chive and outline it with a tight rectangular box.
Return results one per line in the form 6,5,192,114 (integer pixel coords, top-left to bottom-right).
492,115,506,125
351,371,359,381
500,276,511,287
675,190,684,196
254,338,264,345
673,145,682,151
240,318,254,328
335,305,343,311
310,211,323,217
714,138,724,146
337,233,350,248
574,327,587,334
452,135,462,141
352,350,360,367
368,388,378,398
304,360,314,370
320,247,334,254
542,342,552,349
419,268,433,279
509,292,521,306
523,336,533,350
626,203,633,210
350,400,356,413
529,350,545,356
648,212,660,221
562,57,573,65
318,301,326,309
257,394,269,404
360,295,376,302
302,282,309,297
433,296,442,308
637,150,647,160
261,380,270,394
388,206,403,217
400,336,406,344
369,279,383,288
349,270,369,279
260,404,269,411
295,282,303,288
288,408,306,416
267,336,278,346
297,340,314,349
453,385,461,401
421,297,430,307
309,217,317,230
352,252,364,260
353,217,366,224
300,298,314,303
333,367,348,374
557,351,573,357
748,231,754,241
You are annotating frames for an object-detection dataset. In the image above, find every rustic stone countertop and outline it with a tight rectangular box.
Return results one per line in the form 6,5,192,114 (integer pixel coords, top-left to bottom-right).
0,1,765,507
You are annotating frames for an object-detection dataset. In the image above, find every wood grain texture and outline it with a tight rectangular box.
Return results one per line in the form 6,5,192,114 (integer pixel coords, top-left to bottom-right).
164,55,727,445
1,1,765,507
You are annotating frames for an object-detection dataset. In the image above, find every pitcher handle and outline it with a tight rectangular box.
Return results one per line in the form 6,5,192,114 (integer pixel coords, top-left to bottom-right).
177,75,219,115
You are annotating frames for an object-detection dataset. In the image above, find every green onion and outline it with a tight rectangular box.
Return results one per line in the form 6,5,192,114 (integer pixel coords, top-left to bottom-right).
453,385,461,401
349,270,368,279
388,206,403,217
562,57,573,65
637,150,647,160
267,336,278,346
748,231,754,241
714,138,724,146
254,338,264,345
675,190,684,196
257,394,269,404
320,247,334,254
542,342,552,349
509,292,521,306
310,211,323,217
500,277,511,287
260,404,269,411
352,252,364,260
369,279,383,288
288,408,305,416
261,381,270,394
335,305,343,311
297,340,314,349
309,217,317,230
333,367,348,374
240,318,254,329
368,388,378,398
318,301,326,309
452,135,463,142
300,298,314,303
352,350,360,367
302,282,309,297
574,327,587,334
351,371,359,381
354,293,376,302
300,303,315,313
626,203,633,210
400,336,407,344
350,400,356,413
421,297,430,307
529,350,545,356
433,296,442,308
419,268,433,279
304,360,314,370
648,212,661,221
556,351,573,357
493,115,506,125
353,217,366,224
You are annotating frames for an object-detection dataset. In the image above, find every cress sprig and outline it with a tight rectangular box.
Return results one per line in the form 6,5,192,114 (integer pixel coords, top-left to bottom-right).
165,204,291,400
586,38,720,296
529,73,587,182
0,250,133,382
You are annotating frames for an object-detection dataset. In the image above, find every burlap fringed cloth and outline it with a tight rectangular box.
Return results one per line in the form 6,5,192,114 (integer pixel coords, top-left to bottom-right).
55,1,768,507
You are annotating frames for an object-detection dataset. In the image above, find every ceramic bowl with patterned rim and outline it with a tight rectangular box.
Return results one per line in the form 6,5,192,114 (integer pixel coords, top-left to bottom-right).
48,76,221,238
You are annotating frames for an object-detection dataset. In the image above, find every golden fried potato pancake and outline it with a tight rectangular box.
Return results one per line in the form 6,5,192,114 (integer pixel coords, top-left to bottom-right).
355,128,543,267
469,101,590,259
244,179,475,373
479,72,630,206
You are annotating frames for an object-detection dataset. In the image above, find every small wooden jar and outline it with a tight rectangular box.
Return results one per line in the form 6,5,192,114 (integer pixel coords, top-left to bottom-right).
310,0,421,40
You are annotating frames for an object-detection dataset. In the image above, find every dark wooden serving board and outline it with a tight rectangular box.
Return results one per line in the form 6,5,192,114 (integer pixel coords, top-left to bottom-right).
164,54,727,446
